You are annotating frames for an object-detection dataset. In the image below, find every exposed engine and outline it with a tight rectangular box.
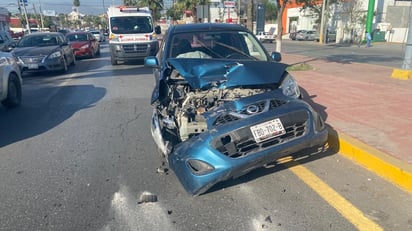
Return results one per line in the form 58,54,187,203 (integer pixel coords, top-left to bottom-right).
157,70,273,142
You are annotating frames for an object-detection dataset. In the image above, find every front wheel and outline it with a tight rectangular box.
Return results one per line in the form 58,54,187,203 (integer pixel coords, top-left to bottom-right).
60,57,68,74
1,73,22,108
110,53,118,65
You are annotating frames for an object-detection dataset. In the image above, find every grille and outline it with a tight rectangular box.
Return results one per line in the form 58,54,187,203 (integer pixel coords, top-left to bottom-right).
213,99,287,126
20,56,45,64
122,44,148,54
214,114,239,125
211,111,308,158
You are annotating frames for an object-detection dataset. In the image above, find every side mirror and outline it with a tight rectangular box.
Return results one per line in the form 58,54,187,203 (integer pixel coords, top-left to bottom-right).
144,56,159,68
155,25,161,35
271,52,282,62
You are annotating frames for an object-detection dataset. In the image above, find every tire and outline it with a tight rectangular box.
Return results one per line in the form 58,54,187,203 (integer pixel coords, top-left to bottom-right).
60,57,68,74
1,73,22,108
110,53,118,65
70,53,76,66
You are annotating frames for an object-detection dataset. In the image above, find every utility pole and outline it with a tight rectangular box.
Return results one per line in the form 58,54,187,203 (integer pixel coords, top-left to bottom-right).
391,2,412,79
38,0,44,29
319,0,326,44
366,0,375,34
20,0,30,33
401,10,412,70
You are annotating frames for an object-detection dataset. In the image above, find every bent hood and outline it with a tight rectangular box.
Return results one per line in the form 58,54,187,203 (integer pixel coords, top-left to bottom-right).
167,58,289,89
13,46,60,57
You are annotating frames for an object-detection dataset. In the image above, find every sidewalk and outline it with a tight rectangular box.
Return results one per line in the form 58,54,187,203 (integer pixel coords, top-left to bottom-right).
282,54,412,193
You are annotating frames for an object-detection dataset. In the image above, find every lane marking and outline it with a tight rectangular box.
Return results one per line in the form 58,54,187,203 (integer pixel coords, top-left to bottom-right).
278,158,383,231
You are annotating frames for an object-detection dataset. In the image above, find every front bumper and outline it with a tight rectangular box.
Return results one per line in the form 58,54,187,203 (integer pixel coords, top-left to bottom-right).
109,41,159,61
19,56,65,73
167,100,328,196
73,48,93,57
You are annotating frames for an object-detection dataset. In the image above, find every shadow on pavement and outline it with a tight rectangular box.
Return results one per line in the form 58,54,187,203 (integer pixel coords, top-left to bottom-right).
0,84,106,147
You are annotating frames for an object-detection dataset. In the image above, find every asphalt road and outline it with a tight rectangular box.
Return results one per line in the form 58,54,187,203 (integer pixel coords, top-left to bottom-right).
264,39,406,68
0,43,411,231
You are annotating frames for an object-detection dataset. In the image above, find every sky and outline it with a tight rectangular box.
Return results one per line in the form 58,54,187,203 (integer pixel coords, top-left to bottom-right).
1,0,123,15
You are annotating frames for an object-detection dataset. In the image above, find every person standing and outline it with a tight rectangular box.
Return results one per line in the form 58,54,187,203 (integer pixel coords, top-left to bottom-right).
325,29,329,44
366,31,372,48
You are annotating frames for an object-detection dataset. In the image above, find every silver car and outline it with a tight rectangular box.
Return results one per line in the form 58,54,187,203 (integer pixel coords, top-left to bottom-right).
90,30,105,42
296,30,319,41
0,52,22,108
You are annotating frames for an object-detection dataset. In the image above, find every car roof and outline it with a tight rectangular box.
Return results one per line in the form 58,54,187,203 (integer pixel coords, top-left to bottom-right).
23,32,63,37
169,23,250,34
66,31,90,35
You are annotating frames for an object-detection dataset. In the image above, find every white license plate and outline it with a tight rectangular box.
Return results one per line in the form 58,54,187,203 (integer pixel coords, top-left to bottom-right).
250,118,286,143
28,64,38,69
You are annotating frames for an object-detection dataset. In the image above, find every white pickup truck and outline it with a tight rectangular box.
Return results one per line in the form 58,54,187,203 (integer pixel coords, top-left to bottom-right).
256,32,276,43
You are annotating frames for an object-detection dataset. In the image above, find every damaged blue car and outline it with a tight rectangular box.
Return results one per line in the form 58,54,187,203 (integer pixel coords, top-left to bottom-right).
144,23,328,196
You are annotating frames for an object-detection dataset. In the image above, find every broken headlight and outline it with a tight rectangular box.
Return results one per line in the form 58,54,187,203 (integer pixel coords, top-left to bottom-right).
280,74,301,99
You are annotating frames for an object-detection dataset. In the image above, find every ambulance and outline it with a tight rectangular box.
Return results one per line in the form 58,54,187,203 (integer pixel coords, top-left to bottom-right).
107,6,160,65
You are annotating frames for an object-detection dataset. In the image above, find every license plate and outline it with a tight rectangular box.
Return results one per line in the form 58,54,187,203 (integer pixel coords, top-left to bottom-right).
28,64,38,69
250,118,286,143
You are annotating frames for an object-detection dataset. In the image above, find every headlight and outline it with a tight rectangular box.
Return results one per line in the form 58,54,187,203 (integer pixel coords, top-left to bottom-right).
81,44,89,49
0,57,9,65
280,74,301,99
48,51,62,59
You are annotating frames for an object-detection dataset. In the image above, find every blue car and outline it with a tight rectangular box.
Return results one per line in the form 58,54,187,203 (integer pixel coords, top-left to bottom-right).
144,23,328,195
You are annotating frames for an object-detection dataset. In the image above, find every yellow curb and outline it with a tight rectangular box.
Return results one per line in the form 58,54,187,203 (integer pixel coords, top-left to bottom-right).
391,68,412,80
327,126,412,194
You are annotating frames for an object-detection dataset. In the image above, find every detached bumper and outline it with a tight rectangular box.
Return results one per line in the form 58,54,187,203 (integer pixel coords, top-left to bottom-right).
168,101,328,196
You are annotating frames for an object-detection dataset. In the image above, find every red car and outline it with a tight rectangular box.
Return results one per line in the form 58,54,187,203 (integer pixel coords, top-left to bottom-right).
66,31,100,58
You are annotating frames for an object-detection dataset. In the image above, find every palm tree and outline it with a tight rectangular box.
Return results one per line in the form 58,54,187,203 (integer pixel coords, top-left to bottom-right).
176,0,202,23
122,0,163,20
137,0,163,20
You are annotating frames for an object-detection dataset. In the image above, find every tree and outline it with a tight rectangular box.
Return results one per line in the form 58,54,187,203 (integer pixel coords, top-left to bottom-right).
137,0,164,20
174,0,202,23
263,0,277,22
73,0,80,7
123,0,164,21
336,0,367,42
245,0,252,31
274,0,289,52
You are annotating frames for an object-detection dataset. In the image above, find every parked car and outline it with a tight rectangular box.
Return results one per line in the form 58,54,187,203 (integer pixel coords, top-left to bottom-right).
326,30,336,42
295,30,319,41
66,31,100,58
0,52,22,108
0,31,16,52
144,23,328,195
289,30,306,40
10,30,24,41
256,31,276,43
90,30,105,42
12,32,76,74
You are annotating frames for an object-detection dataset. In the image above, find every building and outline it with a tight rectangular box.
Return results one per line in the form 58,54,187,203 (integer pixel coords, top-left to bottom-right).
283,0,411,43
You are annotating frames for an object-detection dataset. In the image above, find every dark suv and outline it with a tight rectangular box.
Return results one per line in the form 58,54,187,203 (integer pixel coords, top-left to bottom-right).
0,31,16,52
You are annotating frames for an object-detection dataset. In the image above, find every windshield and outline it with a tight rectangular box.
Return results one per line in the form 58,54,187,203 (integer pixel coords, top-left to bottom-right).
169,31,268,61
110,16,153,34
67,33,88,42
18,34,59,47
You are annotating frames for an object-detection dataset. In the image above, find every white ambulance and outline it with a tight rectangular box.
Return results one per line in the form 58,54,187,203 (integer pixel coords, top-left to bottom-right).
107,6,160,65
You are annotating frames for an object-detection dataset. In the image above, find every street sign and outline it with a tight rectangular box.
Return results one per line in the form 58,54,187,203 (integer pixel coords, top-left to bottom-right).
224,1,236,8
19,0,28,6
